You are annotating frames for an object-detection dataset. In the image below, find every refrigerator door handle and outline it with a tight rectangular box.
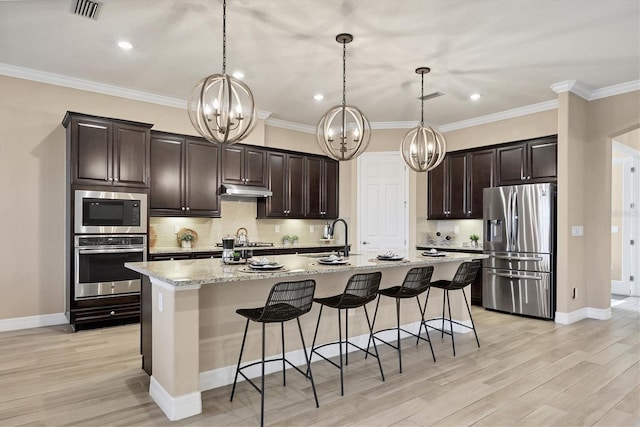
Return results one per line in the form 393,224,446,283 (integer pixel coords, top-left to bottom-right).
492,255,543,262
512,190,518,250
505,190,512,250
488,272,543,281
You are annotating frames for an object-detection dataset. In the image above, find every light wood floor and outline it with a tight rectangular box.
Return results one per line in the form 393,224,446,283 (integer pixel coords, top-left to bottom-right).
1,298,638,427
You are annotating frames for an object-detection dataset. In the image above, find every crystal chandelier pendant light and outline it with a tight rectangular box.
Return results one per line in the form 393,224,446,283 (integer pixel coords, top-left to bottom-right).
188,0,256,144
316,33,371,161
400,67,446,172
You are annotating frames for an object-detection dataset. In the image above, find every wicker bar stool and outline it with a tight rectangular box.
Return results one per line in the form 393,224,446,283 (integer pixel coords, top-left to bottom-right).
309,272,385,396
367,266,436,373
424,261,482,356
230,279,319,427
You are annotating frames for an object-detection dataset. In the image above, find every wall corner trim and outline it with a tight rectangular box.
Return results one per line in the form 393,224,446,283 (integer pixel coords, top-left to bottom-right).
0,312,68,332
149,376,202,421
554,306,612,324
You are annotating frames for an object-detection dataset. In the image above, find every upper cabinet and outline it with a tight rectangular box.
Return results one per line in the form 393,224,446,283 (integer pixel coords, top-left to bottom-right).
258,152,305,218
496,136,557,185
149,131,221,217
428,135,555,220
304,157,339,219
258,151,338,219
221,145,267,187
64,112,152,188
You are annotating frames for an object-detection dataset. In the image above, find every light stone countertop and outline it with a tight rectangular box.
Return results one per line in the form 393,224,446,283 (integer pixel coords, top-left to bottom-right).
126,250,487,287
416,243,484,252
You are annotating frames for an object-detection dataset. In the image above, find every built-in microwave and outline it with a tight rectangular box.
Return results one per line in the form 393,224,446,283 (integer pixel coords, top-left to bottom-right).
74,190,147,234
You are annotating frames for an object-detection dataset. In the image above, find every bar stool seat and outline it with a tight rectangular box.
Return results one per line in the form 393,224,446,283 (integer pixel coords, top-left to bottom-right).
368,266,436,373
425,261,482,356
230,279,319,427
310,271,385,396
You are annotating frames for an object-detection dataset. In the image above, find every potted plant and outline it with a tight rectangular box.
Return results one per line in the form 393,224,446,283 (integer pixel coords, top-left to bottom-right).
290,235,299,246
469,234,480,248
180,233,195,249
282,235,291,247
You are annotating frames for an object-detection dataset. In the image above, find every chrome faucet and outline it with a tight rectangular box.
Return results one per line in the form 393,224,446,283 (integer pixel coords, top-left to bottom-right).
329,218,349,257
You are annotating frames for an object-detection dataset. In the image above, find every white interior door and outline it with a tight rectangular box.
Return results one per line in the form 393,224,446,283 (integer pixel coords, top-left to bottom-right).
357,152,408,254
612,142,639,296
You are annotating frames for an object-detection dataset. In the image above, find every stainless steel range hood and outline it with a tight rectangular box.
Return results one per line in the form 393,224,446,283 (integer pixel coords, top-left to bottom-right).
220,184,273,198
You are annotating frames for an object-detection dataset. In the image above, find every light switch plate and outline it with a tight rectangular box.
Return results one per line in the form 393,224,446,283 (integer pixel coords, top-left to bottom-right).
275,225,280,233
611,226,619,233
571,226,584,236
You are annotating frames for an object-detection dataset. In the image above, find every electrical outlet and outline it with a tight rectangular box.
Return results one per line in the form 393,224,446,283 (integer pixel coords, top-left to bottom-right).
310,225,315,233
174,225,180,234
453,226,459,234
572,287,577,299
275,225,280,233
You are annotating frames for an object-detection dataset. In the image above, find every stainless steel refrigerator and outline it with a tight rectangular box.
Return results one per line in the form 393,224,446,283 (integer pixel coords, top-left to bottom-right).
483,183,556,319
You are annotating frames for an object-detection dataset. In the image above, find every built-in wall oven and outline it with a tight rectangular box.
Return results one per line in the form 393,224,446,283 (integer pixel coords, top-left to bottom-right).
74,235,147,300
75,190,147,234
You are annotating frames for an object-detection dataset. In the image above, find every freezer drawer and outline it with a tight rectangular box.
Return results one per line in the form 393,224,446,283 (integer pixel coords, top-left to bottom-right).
483,268,553,319
483,252,551,273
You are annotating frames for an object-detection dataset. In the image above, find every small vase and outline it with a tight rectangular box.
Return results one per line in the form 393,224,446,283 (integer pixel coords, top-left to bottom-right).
181,241,191,249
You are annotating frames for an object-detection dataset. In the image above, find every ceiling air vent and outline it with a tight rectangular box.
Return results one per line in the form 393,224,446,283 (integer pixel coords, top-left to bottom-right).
71,0,103,20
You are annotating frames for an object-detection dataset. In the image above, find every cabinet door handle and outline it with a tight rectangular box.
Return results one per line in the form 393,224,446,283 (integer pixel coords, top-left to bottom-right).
181,207,186,211
114,178,119,182
186,207,190,211
108,177,113,182
110,310,116,316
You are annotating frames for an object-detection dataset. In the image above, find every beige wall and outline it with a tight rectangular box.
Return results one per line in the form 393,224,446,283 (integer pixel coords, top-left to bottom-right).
1,71,638,321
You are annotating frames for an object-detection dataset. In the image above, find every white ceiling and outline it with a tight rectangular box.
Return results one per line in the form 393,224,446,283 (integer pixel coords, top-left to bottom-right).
1,0,639,128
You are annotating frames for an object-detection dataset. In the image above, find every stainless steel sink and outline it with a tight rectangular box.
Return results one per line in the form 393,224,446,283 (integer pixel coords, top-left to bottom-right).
303,252,360,258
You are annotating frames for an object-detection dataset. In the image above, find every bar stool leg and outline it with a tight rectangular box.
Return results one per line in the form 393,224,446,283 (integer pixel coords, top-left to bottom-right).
230,318,250,402
363,305,385,382
417,288,431,345
297,318,319,408
281,322,286,386
446,290,456,356
416,296,436,362
463,290,480,348
338,308,344,396
261,323,266,427
396,297,402,373
441,290,446,339
309,305,324,369
345,309,349,366
365,295,381,358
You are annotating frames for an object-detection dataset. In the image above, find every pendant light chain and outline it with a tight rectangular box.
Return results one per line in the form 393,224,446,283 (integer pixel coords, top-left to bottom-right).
222,0,227,74
342,39,347,107
420,71,425,126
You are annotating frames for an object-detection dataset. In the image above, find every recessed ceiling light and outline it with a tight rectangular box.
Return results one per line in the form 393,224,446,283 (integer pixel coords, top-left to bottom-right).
118,41,133,50
232,71,244,79
314,94,324,101
470,93,482,101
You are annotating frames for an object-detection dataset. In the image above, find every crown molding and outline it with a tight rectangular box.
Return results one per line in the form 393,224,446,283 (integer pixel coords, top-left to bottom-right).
0,63,272,119
265,117,316,134
550,79,639,101
439,100,559,133
370,121,418,130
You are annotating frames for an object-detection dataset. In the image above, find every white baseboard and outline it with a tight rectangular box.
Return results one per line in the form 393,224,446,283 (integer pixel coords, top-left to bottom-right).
149,376,202,421
199,318,470,392
0,312,68,332
555,307,612,324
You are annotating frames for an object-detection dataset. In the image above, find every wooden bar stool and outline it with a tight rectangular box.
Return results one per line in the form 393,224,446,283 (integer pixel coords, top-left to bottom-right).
309,272,385,396
425,261,482,356
230,279,319,427
368,266,436,373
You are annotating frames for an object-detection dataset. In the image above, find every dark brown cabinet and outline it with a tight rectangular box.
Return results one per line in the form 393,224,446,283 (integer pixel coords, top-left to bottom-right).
428,153,469,219
304,157,339,219
150,132,221,217
467,149,496,218
496,136,557,185
221,145,267,186
64,112,152,188
258,152,305,218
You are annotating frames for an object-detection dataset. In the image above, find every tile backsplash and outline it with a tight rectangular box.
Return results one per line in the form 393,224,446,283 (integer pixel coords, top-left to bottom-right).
416,218,483,246
149,199,342,249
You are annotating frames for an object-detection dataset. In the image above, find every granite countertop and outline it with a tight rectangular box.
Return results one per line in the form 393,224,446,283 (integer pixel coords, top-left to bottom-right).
149,242,346,255
126,250,487,287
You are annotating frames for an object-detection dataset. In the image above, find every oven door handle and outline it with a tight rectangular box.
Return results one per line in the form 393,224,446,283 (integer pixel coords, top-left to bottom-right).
77,247,146,254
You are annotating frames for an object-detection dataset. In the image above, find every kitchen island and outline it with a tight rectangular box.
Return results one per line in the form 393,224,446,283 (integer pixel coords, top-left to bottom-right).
126,250,487,421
